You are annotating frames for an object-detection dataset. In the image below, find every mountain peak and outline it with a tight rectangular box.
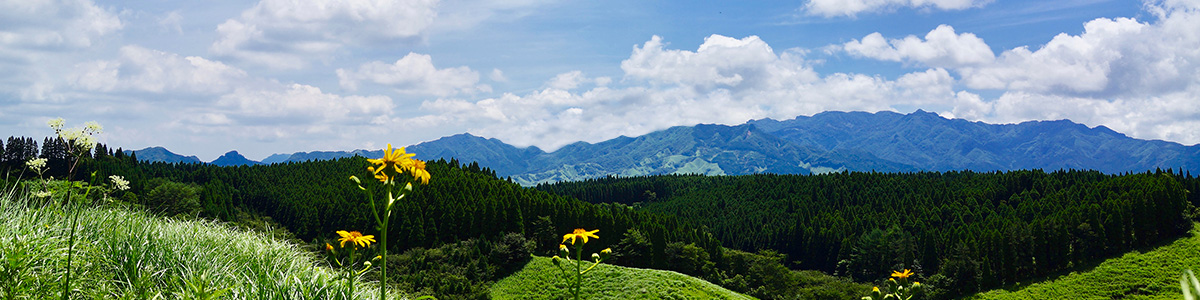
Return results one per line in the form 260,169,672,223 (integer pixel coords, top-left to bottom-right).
124,146,203,164
210,150,260,167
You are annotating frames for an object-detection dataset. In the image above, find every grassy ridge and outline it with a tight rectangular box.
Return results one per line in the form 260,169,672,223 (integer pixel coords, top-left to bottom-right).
490,256,756,300
0,190,399,299
968,223,1200,300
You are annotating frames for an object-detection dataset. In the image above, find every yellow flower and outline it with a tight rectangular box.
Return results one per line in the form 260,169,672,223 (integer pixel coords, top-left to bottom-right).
367,144,415,182
368,165,390,182
873,286,880,293
409,159,430,184
562,228,600,245
891,269,913,279
336,230,376,248
325,243,334,252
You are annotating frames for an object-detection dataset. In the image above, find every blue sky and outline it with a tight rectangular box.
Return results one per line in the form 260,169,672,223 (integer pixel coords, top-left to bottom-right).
1,0,1197,161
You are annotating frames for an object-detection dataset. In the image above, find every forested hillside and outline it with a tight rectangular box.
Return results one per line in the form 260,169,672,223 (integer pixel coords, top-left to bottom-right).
4,145,715,257
7,137,864,299
538,170,1200,298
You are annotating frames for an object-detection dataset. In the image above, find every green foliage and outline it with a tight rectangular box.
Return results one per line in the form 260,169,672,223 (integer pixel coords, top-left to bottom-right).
382,232,534,299
709,249,871,300
144,180,202,216
842,226,918,281
491,256,756,300
611,229,652,267
665,242,712,277
968,222,1200,300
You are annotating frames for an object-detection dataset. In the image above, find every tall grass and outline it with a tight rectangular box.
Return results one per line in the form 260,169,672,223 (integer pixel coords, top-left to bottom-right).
0,186,406,299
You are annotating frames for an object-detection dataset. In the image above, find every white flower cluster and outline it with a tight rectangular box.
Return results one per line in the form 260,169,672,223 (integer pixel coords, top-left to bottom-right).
48,118,102,153
47,118,65,131
83,121,102,134
26,158,47,172
109,175,130,191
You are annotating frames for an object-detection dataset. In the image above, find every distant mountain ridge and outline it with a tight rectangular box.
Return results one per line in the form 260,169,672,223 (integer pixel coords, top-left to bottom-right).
210,151,259,167
122,147,202,164
127,111,1200,185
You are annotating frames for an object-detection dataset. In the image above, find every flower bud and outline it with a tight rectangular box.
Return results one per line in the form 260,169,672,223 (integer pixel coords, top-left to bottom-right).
600,248,612,260
552,255,562,267
592,253,600,262
558,244,569,257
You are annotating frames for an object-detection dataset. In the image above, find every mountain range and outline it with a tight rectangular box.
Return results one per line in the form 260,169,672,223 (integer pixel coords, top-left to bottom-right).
126,110,1200,185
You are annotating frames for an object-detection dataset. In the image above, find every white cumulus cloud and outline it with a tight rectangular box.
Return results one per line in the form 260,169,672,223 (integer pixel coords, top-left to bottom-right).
842,25,995,68
336,52,490,96
622,35,820,90
0,0,122,51
210,0,439,69
70,45,248,94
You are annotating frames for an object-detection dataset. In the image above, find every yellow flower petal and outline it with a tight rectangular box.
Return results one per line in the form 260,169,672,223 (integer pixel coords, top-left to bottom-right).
562,228,600,245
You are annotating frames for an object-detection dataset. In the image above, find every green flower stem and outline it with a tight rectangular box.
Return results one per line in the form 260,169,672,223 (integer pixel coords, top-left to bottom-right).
575,241,583,300
378,188,392,300
61,159,93,300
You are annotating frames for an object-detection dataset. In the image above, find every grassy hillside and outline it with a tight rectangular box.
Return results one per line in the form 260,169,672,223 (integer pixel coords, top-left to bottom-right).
0,190,400,299
491,256,757,300
968,223,1200,300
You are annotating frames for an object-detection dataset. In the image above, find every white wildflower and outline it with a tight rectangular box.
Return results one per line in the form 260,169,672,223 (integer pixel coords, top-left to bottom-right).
47,118,65,130
109,175,130,191
58,128,83,142
83,121,103,134
26,158,47,171
73,135,96,152
33,191,52,198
